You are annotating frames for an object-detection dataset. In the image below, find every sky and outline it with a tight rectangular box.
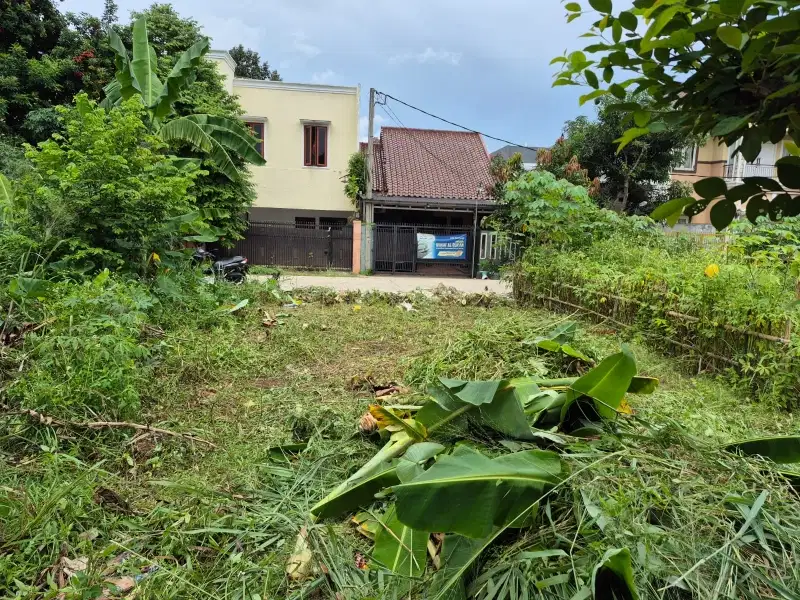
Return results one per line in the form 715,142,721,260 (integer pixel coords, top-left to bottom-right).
60,0,608,152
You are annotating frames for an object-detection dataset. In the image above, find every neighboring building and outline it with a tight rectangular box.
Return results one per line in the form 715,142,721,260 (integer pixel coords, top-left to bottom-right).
208,50,359,228
363,127,494,226
670,138,794,225
491,144,543,171
361,127,495,275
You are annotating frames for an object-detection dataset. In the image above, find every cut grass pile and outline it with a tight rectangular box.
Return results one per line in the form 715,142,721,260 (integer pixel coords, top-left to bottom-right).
1,292,799,599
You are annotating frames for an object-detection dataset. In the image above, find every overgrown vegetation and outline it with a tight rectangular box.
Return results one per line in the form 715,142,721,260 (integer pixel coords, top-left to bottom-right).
499,167,800,406
4,299,798,599
555,0,800,226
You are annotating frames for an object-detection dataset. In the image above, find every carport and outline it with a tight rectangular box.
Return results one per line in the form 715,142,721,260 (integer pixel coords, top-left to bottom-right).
361,127,495,277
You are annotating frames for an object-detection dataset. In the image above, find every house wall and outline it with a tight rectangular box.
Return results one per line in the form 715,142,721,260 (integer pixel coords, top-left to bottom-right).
234,79,359,215
207,52,235,94
670,137,794,225
208,53,359,218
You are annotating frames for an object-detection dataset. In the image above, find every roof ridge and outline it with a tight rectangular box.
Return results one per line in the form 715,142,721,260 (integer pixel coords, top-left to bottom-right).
381,126,483,136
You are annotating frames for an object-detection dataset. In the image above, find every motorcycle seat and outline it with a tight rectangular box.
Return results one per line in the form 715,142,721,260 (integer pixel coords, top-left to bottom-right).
214,256,246,267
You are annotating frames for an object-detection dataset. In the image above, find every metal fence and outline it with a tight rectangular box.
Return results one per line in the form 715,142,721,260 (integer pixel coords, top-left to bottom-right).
374,222,475,274
217,221,353,270
724,163,777,180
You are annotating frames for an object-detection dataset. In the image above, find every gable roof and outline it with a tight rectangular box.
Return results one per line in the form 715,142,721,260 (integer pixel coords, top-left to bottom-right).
363,127,493,202
491,144,543,164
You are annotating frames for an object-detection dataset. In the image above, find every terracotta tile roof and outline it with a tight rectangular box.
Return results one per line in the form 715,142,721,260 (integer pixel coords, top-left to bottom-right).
363,127,492,201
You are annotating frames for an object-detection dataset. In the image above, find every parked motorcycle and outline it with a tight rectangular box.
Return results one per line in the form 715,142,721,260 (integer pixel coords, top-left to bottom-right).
192,247,249,283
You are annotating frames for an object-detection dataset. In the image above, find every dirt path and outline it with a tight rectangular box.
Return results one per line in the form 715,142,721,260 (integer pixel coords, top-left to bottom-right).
257,274,510,294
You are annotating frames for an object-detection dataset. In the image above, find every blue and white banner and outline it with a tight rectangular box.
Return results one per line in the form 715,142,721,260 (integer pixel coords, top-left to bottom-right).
417,233,468,260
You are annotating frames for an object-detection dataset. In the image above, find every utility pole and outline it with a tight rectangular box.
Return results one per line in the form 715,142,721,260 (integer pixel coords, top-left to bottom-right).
365,88,375,205
363,88,376,272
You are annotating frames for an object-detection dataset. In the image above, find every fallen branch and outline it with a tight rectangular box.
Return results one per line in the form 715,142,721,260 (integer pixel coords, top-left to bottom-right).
5,406,217,448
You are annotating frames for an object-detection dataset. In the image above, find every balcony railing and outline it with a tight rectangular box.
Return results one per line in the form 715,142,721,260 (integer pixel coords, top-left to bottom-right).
724,163,777,180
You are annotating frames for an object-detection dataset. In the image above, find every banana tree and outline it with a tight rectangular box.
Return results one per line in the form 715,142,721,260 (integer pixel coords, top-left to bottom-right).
102,17,264,180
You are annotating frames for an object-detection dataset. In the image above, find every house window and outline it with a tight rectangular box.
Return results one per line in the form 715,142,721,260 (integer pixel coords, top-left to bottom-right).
295,217,316,229
319,217,347,230
304,124,328,167
245,121,265,158
675,146,697,171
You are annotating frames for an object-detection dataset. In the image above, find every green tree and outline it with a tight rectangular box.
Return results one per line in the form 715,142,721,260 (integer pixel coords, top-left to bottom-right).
344,151,366,207
0,0,76,138
555,0,800,228
229,45,282,80
564,95,691,212
12,95,203,273
103,15,264,240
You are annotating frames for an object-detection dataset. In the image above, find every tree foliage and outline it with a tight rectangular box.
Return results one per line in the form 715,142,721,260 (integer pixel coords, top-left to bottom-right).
229,44,282,80
486,170,647,249
489,152,526,202
10,95,203,273
535,136,595,191
101,15,265,241
344,151,366,208
555,0,800,229
564,95,692,212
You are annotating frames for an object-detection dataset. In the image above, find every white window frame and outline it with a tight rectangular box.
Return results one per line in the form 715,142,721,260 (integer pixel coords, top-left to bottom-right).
674,145,697,172
243,117,268,162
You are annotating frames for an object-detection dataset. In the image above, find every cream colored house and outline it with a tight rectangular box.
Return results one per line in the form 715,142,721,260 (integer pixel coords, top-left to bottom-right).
208,50,359,227
670,137,794,225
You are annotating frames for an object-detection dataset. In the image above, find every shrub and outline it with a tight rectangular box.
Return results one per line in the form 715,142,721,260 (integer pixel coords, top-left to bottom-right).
488,170,660,251
11,94,203,274
4,271,154,419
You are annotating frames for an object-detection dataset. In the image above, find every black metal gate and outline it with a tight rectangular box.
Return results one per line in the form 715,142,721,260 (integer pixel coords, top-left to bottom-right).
217,221,353,270
374,223,475,275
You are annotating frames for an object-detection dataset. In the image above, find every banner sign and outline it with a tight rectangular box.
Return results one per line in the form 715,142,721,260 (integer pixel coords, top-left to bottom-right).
416,233,468,260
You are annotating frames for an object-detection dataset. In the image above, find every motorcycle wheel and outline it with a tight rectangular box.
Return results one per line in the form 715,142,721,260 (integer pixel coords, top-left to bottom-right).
226,271,246,284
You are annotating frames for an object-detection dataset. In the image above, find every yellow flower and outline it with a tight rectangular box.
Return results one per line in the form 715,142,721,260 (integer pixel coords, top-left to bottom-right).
151,252,161,263
353,305,362,312
704,263,720,278
618,398,634,415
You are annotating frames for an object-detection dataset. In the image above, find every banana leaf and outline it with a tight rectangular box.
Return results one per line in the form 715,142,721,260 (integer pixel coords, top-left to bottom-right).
129,18,164,106
105,26,136,104
203,125,265,165
396,442,445,482
393,446,561,538
310,463,399,518
564,346,637,421
419,378,537,440
158,117,239,180
154,37,209,119
372,504,429,577
725,436,800,464
592,547,639,600
369,405,426,442
429,533,492,600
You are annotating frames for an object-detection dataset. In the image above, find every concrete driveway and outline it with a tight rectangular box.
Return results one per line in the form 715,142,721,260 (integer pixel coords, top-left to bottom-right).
261,274,510,295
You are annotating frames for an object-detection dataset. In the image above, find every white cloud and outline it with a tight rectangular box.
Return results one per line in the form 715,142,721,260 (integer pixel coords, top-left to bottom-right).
359,114,386,142
291,31,321,58
389,47,462,66
311,69,336,84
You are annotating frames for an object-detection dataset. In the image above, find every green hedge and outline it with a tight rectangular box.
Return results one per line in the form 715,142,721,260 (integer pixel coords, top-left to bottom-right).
513,235,800,407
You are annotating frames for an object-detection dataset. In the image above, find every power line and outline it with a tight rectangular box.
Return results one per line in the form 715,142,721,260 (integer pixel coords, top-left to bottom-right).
379,91,542,154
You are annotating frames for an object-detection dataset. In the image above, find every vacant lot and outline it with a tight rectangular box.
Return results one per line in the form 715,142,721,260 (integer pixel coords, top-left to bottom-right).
2,294,798,599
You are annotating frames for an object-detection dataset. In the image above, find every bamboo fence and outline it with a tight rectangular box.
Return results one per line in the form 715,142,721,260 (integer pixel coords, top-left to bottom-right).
513,274,793,377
